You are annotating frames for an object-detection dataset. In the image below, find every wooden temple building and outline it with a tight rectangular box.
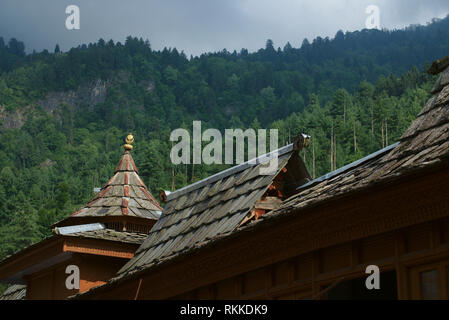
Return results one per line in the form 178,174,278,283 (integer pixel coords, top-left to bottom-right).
0,135,163,299
1,56,449,300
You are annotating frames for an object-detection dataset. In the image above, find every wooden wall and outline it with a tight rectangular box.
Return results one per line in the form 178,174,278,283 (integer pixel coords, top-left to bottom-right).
79,163,449,300
173,217,449,300
26,254,128,300
26,258,79,300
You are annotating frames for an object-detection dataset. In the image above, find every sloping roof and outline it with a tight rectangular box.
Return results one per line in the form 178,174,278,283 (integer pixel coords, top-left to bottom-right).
77,59,449,299
54,223,147,244
0,226,146,285
261,64,449,220
0,225,145,269
0,285,26,300
114,142,310,279
63,228,148,244
296,141,399,192
0,227,146,282
55,148,162,226
0,138,162,291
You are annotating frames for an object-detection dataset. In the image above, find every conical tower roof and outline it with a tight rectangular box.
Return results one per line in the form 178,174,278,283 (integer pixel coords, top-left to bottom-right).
54,134,162,230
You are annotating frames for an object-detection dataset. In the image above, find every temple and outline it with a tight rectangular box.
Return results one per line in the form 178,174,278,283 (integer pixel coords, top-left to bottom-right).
0,134,162,299
76,55,449,300
2,55,449,300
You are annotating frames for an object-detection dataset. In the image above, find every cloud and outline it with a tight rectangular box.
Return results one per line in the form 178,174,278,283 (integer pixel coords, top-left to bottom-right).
0,0,448,56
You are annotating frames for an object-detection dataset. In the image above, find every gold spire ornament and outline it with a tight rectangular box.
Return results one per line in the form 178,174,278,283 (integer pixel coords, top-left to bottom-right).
124,133,134,151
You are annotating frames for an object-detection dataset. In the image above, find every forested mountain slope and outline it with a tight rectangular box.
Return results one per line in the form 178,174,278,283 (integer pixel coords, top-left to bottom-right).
0,15,447,271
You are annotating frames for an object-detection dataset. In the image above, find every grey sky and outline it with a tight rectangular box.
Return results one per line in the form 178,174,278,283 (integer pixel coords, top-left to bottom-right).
0,0,448,56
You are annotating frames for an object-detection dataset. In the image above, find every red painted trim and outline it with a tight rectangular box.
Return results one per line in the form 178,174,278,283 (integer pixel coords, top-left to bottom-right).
115,155,125,173
98,186,111,198
70,209,82,217
140,187,163,210
130,157,139,173
137,176,145,188
134,278,143,300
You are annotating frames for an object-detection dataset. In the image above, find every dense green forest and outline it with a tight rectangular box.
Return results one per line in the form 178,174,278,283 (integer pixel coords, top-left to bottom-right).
0,15,448,278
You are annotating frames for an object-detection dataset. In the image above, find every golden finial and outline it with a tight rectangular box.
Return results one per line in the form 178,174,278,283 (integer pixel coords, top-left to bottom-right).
124,133,134,151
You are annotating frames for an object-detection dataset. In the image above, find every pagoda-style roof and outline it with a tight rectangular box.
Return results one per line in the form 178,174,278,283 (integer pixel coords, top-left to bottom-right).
0,134,162,296
54,134,162,229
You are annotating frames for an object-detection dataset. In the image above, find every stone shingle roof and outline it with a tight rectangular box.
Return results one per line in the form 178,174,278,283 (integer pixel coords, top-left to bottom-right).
114,138,311,280
55,148,162,227
63,228,148,244
259,63,449,221
0,285,26,300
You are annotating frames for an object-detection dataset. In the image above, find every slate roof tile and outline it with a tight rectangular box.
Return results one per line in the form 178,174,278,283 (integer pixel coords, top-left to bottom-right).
261,62,449,219
0,285,26,300
65,229,148,244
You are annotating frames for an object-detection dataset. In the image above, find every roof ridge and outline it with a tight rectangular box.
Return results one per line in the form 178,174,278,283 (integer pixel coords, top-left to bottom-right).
114,150,139,173
134,166,287,250
296,142,399,192
166,143,294,201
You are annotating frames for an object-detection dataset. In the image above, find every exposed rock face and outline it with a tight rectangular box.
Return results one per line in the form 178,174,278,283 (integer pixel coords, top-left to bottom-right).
0,71,137,130
1,77,115,130
37,79,109,115
0,106,28,129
